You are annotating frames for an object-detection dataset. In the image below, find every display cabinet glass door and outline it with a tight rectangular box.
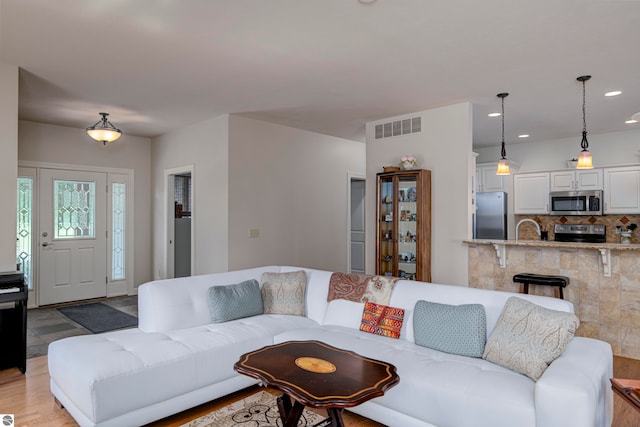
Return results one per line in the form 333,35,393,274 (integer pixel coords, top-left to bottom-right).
378,176,394,277
397,177,418,280
377,175,419,280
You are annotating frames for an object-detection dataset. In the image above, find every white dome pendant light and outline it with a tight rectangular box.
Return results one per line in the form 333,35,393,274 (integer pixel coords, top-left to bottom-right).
86,112,122,145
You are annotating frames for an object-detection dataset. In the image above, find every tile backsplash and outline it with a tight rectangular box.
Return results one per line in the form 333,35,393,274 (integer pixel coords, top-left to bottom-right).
515,214,640,243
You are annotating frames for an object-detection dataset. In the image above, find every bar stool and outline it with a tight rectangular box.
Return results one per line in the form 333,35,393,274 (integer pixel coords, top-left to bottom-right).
512,273,570,299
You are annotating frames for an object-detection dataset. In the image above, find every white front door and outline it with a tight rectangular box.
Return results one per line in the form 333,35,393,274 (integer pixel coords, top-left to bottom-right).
39,169,107,305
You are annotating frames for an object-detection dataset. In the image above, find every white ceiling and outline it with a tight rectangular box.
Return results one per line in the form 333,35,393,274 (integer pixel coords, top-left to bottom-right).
1,0,639,148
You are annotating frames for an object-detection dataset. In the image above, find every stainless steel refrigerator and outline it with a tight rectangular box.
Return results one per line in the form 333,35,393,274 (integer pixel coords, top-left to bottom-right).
474,192,508,239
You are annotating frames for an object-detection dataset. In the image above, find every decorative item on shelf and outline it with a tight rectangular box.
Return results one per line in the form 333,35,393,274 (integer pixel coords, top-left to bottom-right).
567,158,578,168
400,155,417,170
383,166,401,173
495,92,511,175
616,223,637,244
406,187,417,202
86,112,123,145
576,75,594,169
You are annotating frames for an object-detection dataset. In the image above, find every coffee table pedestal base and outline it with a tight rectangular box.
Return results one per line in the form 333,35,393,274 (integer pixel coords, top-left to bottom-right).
277,394,345,427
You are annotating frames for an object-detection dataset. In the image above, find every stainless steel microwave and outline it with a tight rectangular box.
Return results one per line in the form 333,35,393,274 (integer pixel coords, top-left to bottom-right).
549,190,603,215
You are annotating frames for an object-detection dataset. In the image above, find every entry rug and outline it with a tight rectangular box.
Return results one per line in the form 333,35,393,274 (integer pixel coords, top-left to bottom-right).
181,390,328,427
57,302,137,333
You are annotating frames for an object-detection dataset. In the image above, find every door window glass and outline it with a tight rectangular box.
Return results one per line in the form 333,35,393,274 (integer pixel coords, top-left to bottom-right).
54,180,95,239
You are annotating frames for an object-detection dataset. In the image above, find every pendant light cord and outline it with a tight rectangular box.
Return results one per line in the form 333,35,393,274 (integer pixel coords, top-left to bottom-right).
582,79,587,134
500,93,507,159
578,76,591,150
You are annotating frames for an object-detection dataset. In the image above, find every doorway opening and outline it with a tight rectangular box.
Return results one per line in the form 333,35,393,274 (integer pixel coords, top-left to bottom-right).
165,166,194,278
348,174,366,274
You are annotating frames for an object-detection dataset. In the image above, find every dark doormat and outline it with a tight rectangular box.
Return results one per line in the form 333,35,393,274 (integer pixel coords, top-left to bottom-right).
57,302,138,333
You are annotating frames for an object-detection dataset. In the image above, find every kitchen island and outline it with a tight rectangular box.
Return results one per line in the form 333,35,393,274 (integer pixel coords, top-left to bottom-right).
465,239,640,360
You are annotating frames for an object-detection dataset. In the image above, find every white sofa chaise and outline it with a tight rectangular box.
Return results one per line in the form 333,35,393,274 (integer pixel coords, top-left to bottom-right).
48,266,613,427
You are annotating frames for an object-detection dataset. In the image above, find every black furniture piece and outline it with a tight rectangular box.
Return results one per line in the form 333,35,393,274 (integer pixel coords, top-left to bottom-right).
0,271,27,373
513,273,569,300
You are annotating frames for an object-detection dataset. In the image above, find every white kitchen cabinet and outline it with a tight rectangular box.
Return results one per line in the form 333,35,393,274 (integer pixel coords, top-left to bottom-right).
550,169,602,191
513,172,550,214
603,166,640,214
476,163,506,192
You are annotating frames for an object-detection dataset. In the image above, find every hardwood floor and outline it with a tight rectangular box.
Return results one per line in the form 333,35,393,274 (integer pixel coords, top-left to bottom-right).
1,355,639,426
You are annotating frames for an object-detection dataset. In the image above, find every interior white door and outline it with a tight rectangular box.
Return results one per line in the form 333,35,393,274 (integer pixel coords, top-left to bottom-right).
39,169,107,305
350,179,366,274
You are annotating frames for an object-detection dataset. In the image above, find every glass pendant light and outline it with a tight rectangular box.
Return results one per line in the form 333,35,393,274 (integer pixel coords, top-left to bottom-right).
495,92,510,175
86,112,122,145
576,76,593,169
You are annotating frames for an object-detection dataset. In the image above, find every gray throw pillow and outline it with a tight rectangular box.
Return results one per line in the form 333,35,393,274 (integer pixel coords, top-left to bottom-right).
413,300,487,358
207,279,263,323
483,297,579,381
261,270,307,316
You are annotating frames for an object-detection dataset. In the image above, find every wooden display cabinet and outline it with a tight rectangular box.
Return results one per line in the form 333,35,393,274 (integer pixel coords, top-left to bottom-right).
376,169,431,282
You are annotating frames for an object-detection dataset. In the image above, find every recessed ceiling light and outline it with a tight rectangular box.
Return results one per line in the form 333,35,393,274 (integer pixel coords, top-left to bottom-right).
605,91,622,97
626,119,638,124
488,113,501,117
359,0,376,3
518,134,530,138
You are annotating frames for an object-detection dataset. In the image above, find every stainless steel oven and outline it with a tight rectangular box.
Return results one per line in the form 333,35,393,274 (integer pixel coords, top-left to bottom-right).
554,224,606,243
549,190,602,216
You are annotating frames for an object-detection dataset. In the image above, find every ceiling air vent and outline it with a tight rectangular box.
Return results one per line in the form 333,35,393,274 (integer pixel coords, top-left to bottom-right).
375,116,421,139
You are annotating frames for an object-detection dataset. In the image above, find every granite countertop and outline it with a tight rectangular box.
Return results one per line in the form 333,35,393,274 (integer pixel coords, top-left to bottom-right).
463,239,640,250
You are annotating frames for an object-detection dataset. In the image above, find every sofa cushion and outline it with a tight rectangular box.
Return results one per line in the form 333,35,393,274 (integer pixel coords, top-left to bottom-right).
207,279,263,323
360,302,405,339
274,326,537,427
261,270,306,315
413,300,486,358
49,315,321,425
483,296,579,381
323,299,365,329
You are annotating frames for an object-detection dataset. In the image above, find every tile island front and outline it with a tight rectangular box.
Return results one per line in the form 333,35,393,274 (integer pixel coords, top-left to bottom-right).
465,239,640,360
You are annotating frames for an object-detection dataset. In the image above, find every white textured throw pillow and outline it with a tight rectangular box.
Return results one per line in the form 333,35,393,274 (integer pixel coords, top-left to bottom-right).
483,297,579,381
261,270,306,316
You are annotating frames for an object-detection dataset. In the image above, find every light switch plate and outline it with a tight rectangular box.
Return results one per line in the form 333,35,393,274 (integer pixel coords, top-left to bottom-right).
249,228,260,238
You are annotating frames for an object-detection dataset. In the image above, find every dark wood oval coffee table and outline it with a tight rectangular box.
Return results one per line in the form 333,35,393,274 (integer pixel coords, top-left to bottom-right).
234,340,400,427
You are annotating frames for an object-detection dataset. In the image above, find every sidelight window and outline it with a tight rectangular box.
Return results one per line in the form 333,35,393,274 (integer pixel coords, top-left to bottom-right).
16,177,33,289
111,182,126,281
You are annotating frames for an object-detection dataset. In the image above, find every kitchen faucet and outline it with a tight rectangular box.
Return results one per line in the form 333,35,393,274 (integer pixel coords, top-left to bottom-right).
515,218,541,241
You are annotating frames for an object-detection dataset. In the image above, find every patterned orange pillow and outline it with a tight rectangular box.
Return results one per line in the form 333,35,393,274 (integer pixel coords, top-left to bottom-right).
360,302,405,339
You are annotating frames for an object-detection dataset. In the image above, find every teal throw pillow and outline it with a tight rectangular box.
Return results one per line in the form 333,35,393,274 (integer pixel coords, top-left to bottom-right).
207,279,263,323
413,300,487,358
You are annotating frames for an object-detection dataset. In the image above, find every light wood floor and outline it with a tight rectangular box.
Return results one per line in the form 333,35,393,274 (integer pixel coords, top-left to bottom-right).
1,355,639,426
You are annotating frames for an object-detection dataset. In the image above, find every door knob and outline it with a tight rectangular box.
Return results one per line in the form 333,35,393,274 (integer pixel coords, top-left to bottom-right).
42,242,54,247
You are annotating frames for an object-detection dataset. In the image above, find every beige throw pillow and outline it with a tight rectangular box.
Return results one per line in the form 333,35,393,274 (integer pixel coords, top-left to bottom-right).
483,297,579,381
261,270,307,316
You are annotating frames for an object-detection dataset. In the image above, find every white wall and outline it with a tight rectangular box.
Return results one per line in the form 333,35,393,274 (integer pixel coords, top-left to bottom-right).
366,103,473,286
228,115,365,272
0,64,18,272
18,120,153,287
475,128,640,171
151,115,229,278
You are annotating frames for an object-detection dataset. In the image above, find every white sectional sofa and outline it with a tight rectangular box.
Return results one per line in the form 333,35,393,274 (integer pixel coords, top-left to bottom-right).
48,266,613,427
